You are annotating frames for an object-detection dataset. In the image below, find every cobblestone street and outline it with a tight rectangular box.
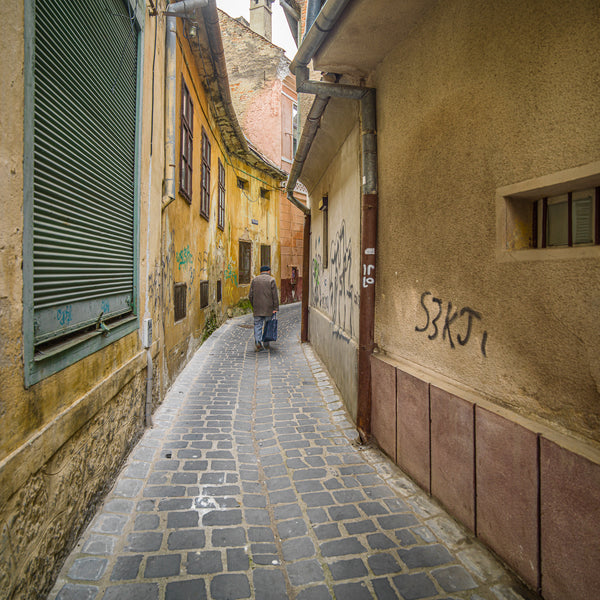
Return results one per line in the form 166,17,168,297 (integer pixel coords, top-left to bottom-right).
48,304,533,600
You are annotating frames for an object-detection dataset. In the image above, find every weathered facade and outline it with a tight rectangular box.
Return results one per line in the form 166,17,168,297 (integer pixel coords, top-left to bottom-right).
0,1,283,598
219,6,307,304
287,1,600,599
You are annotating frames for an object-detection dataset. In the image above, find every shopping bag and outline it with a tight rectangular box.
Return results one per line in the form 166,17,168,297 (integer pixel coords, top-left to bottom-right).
263,316,278,342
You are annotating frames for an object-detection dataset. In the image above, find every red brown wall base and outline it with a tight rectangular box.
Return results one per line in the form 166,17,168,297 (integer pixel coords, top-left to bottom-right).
370,355,600,599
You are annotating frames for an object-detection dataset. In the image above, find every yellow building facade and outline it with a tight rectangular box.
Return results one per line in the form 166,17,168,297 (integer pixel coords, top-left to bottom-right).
0,1,283,598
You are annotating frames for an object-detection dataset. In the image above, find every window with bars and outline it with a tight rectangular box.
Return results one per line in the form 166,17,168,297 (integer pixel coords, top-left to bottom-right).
200,280,209,308
174,283,187,321
260,244,271,269
180,78,193,203
239,240,252,285
533,188,599,248
24,0,141,386
218,159,225,230
201,128,211,219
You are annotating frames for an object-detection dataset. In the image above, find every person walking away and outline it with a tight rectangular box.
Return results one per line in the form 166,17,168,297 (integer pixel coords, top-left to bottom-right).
248,265,279,351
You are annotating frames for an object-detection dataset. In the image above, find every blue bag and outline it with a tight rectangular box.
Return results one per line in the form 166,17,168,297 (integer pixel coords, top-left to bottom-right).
263,316,278,342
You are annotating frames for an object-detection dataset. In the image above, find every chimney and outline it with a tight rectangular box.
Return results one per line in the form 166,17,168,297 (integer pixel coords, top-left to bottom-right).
249,0,273,42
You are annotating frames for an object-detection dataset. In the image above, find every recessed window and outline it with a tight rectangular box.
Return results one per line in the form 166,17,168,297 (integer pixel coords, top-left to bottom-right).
239,240,252,285
260,244,271,269
201,128,211,219
216,279,222,302
260,187,270,199
218,159,225,231
180,79,193,203
200,280,209,308
237,177,248,190
533,188,598,248
174,283,187,321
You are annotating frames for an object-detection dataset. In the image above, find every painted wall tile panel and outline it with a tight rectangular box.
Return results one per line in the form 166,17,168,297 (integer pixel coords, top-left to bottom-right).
540,438,600,600
396,370,430,493
370,357,397,460
430,386,474,531
476,408,539,589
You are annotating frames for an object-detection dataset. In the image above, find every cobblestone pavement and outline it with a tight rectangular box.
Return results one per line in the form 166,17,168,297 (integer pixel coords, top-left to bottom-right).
48,304,535,600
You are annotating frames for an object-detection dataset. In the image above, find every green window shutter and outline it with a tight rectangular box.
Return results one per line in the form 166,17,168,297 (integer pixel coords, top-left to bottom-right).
32,0,138,347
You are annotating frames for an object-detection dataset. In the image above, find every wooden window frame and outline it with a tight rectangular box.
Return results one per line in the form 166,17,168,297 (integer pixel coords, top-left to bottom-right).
260,244,271,270
200,280,209,308
179,78,193,203
174,283,187,321
200,128,211,220
239,240,252,285
218,158,225,230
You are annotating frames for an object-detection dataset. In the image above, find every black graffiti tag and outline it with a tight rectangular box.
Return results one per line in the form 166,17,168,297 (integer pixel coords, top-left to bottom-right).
415,292,488,357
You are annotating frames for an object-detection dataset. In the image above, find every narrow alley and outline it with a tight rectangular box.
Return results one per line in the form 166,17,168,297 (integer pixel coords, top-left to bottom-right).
47,305,532,600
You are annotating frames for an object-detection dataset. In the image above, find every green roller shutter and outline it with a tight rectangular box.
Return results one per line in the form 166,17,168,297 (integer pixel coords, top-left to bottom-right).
32,0,138,347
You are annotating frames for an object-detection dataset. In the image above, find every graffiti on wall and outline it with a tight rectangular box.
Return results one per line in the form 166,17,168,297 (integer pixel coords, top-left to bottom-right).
328,220,356,336
176,245,193,270
224,261,238,287
311,236,327,310
198,251,209,273
415,291,488,357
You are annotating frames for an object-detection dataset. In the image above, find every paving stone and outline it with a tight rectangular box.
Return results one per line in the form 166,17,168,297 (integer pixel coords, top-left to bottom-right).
144,554,181,578
133,514,160,531
210,574,251,600
391,572,438,600
368,553,402,575
81,535,116,556
113,479,144,498
320,537,367,557
102,583,159,600
187,550,223,574
165,579,207,600
227,547,250,571
301,492,335,507
253,569,288,600
282,536,316,560
56,584,99,600
295,585,333,600
167,529,206,550
172,472,198,484
328,558,368,580
286,559,326,585
432,565,478,592
244,508,271,525
377,514,419,530
273,504,303,520
110,555,143,581
211,527,246,547
124,532,163,552
158,498,192,511
314,523,341,540
277,518,308,539
203,509,242,526
104,499,135,514
142,485,186,497
372,578,400,600
269,489,298,504
345,520,377,535
332,582,373,600
68,557,108,581
398,545,454,569
366,533,397,550
328,504,361,521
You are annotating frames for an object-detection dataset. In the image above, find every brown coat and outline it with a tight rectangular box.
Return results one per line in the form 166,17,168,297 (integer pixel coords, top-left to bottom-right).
248,273,279,317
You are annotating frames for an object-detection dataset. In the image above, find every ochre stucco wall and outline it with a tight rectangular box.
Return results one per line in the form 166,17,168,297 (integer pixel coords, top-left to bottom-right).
374,0,600,445
0,5,166,598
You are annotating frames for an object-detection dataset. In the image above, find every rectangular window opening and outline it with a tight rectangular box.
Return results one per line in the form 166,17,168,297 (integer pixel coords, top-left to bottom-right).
218,159,225,231
239,240,252,285
201,128,211,219
174,283,187,321
180,78,193,203
260,244,271,270
200,280,209,308
216,279,222,303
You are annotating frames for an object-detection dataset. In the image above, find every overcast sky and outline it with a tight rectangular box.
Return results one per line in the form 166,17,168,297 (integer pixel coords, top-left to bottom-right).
216,0,298,58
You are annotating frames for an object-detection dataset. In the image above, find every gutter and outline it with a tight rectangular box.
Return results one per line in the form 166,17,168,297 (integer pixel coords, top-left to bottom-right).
286,0,378,440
